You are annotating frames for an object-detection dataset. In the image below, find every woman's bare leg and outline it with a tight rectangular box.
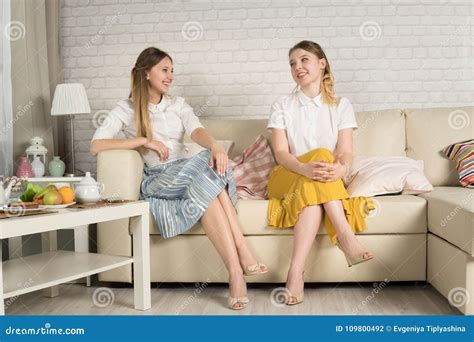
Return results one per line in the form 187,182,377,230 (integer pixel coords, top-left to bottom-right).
201,197,247,308
217,190,267,272
322,200,373,259
286,205,323,303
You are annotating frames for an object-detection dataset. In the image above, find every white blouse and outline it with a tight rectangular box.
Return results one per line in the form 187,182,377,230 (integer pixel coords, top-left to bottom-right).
92,95,204,166
267,91,358,157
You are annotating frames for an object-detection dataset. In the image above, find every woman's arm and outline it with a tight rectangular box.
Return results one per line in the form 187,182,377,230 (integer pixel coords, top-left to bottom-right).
90,137,147,156
190,127,228,176
272,128,328,180
333,128,354,174
190,127,217,150
318,128,354,182
90,137,170,161
271,128,304,174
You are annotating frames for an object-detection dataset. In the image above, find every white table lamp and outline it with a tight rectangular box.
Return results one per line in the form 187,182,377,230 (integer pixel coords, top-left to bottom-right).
51,83,91,176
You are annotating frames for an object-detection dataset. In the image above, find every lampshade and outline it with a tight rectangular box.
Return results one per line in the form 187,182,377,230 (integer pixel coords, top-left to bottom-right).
51,83,91,116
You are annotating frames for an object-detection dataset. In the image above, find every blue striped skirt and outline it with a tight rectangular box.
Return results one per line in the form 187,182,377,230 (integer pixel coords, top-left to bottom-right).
140,149,238,239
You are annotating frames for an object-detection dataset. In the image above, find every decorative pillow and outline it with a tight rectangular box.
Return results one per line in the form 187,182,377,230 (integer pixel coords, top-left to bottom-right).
184,140,234,157
228,135,276,200
344,156,433,197
443,139,474,188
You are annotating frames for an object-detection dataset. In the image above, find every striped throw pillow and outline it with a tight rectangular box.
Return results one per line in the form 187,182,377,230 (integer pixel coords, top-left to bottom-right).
443,139,474,188
229,135,276,200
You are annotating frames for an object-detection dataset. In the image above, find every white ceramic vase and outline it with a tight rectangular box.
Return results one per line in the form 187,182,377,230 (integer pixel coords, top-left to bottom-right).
31,156,45,177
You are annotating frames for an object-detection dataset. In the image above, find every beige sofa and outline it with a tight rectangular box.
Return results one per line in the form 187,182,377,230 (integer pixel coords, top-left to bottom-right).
96,106,473,314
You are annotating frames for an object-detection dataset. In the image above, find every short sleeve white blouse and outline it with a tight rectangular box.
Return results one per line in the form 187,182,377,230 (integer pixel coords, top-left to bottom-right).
92,95,203,166
267,91,357,156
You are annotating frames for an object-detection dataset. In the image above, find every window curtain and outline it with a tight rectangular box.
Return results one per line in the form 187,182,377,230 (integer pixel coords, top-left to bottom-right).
0,0,13,177
7,0,63,258
10,0,63,172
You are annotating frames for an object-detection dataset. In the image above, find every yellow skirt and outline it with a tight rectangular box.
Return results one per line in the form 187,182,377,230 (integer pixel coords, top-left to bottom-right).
267,148,374,244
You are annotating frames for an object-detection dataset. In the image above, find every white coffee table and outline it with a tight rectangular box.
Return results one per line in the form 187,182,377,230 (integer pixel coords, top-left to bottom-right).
0,201,151,315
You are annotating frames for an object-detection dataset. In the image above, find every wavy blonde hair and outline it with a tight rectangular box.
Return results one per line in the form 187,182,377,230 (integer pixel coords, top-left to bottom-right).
289,40,339,106
130,47,173,139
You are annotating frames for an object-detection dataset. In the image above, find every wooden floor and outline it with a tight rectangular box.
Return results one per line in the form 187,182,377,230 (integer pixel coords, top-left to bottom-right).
5,281,461,315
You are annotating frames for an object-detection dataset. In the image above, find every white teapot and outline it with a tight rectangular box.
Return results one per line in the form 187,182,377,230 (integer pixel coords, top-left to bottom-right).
73,172,104,204
0,179,15,206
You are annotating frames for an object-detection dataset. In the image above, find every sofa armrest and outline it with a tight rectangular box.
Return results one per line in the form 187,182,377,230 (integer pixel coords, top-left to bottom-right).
97,149,144,200
96,149,144,283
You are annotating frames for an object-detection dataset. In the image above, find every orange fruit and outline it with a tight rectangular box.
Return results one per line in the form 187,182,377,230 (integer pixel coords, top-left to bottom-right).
58,186,75,204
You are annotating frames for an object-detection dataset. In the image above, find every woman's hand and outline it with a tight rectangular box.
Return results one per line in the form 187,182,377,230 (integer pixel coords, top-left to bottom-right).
143,140,170,161
299,161,347,182
210,142,228,176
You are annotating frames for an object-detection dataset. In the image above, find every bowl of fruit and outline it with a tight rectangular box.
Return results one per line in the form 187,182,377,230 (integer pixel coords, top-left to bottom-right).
20,183,76,209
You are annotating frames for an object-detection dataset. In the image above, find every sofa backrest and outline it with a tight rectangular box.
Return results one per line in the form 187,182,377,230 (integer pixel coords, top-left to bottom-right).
405,106,473,186
352,109,406,157
200,106,473,187
201,109,407,159
200,119,269,159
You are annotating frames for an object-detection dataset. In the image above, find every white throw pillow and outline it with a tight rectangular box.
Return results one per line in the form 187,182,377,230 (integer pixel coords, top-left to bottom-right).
184,140,234,158
344,156,433,197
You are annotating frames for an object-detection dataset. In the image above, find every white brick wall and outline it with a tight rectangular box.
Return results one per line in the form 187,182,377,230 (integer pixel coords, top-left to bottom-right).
59,0,473,173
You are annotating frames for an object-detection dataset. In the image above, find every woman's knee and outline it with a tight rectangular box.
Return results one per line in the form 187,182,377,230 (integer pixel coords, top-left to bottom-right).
298,148,334,163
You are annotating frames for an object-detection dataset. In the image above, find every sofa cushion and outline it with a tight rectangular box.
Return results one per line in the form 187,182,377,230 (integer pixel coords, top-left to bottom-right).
405,106,474,186
419,186,474,256
148,195,427,236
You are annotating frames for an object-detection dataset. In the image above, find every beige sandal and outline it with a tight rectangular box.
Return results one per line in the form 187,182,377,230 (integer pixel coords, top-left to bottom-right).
243,263,268,276
228,296,249,310
286,291,304,306
336,239,374,267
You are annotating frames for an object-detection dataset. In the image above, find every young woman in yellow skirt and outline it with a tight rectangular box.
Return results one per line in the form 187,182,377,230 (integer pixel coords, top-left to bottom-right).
267,40,375,305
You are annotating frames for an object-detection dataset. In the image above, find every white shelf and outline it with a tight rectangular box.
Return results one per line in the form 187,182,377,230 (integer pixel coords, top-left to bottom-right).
27,176,83,183
2,251,133,299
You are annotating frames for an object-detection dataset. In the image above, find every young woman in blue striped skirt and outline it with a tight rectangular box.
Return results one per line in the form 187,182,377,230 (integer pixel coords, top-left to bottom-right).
91,47,267,310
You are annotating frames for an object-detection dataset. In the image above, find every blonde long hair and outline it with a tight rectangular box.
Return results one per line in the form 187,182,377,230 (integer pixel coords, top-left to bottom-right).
289,40,339,106
130,47,173,139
